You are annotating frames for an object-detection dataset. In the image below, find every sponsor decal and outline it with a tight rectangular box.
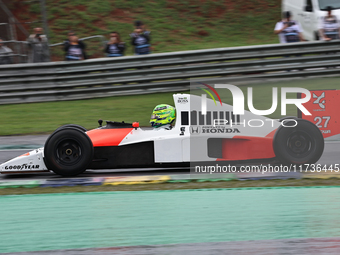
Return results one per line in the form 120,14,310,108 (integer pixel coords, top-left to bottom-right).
312,92,326,110
201,127,240,134
4,164,40,170
177,97,189,104
190,126,240,134
190,126,201,134
302,90,340,139
180,127,185,136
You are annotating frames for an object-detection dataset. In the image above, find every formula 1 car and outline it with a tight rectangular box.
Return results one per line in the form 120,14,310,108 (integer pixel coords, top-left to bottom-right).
0,93,324,176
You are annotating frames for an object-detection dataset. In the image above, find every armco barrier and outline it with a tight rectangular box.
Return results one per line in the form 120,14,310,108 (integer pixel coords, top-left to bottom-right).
1,40,340,104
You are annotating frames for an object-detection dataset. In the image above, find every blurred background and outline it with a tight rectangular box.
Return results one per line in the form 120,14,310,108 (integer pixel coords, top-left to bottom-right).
0,0,280,62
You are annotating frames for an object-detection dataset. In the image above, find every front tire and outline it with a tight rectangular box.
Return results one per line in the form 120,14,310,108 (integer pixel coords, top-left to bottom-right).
54,124,87,133
44,127,93,176
273,119,324,165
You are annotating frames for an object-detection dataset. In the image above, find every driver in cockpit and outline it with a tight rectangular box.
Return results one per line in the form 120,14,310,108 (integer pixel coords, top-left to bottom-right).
150,104,175,130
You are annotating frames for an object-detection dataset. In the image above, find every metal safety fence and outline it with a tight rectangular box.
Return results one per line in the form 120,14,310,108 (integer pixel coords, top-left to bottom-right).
0,40,340,104
49,35,106,47
0,40,28,64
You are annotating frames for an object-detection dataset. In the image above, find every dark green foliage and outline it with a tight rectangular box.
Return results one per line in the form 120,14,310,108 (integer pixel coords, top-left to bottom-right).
14,0,281,59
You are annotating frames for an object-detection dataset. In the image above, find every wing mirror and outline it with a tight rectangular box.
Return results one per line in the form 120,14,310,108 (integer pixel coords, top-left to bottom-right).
132,122,139,129
98,119,103,127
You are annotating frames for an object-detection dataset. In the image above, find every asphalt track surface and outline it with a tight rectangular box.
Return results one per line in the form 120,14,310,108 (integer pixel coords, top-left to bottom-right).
1,136,340,255
0,134,339,179
3,187,340,254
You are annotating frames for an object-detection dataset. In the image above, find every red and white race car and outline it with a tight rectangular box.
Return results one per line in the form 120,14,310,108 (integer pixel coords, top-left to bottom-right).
0,94,324,176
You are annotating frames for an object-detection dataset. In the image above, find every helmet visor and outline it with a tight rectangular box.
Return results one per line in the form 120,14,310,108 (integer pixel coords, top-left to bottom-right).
151,114,167,120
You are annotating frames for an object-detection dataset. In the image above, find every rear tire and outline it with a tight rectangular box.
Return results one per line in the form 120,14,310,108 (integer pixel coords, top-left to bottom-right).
273,119,324,165
44,127,93,176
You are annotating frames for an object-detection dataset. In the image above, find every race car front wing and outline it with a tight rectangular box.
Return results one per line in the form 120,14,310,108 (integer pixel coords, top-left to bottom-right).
0,148,48,173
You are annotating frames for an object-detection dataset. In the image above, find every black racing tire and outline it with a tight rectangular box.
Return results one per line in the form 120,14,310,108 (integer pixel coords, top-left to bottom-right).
54,124,87,133
273,119,324,165
44,127,93,176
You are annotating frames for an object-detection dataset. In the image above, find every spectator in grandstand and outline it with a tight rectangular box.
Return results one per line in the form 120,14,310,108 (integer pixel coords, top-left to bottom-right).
130,20,151,55
27,27,50,63
104,32,125,57
319,6,340,41
0,38,13,65
63,32,87,61
274,11,305,43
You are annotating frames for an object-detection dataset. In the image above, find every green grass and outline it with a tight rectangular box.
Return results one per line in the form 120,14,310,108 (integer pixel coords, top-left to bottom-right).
10,0,282,60
1,178,340,195
0,76,339,136
0,92,177,135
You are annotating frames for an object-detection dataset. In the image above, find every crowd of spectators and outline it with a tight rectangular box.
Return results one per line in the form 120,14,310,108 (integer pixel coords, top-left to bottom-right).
130,20,151,55
274,7,340,43
64,31,87,61
319,6,340,41
102,20,151,58
0,12,339,65
27,27,50,63
0,20,151,64
105,31,125,57
274,11,305,43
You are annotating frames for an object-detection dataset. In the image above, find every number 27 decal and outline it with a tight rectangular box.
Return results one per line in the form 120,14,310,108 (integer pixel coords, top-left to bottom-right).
314,116,330,128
